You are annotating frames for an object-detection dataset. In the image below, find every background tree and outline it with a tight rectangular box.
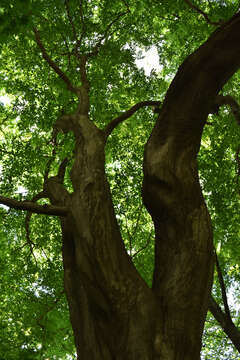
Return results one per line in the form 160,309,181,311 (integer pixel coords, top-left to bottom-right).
1,0,240,359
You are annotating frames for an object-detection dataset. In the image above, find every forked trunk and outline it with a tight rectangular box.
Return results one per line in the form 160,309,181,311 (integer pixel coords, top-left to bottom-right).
46,13,240,360
60,125,159,359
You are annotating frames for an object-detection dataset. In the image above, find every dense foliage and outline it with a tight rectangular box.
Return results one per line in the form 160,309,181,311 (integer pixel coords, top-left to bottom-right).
0,0,240,358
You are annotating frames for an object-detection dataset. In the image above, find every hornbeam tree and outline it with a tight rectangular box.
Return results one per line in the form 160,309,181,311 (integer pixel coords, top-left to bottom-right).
1,0,240,359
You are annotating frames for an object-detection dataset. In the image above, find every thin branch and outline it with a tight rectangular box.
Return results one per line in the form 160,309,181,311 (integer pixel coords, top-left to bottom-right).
124,217,133,256
64,0,77,40
215,251,232,320
57,158,68,183
183,0,223,26
0,196,68,216
44,157,70,205
33,27,78,95
235,146,240,188
131,204,143,239
58,32,74,71
104,101,161,137
79,55,90,88
132,231,152,258
78,0,87,48
121,0,131,12
209,296,240,352
44,125,68,185
25,219,38,263
87,11,129,57
104,11,129,38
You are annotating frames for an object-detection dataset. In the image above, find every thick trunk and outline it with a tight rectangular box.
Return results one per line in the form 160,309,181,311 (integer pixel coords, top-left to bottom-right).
47,113,160,359
142,102,214,359
142,12,240,360
45,13,240,360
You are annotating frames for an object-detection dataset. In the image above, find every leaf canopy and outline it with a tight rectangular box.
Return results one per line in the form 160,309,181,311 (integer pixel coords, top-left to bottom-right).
0,0,240,358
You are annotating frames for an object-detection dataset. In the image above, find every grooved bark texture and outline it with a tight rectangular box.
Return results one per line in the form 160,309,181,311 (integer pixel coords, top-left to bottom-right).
142,12,240,360
47,112,158,359
46,12,240,360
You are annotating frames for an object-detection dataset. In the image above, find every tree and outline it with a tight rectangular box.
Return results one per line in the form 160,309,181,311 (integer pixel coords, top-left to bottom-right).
1,0,240,359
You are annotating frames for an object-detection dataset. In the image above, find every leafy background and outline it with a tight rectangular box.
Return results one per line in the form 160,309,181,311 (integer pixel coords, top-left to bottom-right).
0,0,240,358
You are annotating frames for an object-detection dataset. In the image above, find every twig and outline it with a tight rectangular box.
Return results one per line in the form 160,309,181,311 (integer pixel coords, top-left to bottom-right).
25,221,38,264
79,55,90,88
128,205,143,256
64,0,77,40
104,100,161,137
132,231,152,258
58,32,74,71
104,11,129,38
78,0,87,49
131,204,143,239
121,0,131,12
235,146,240,188
183,0,223,26
87,10,129,57
33,27,78,95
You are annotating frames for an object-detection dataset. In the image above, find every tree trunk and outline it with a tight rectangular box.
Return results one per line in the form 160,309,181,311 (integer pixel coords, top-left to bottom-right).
45,13,240,360
143,12,240,360
46,112,159,359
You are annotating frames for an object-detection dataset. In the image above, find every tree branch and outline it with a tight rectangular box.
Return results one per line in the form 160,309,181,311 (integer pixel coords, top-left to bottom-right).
183,0,223,26
104,100,161,137
87,11,129,57
44,157,70,205
77,0,87,49
64,0,77,40
215,252,232,320
209,295,240,352
79,55,90,89
235,146,240,188
121,0,131,13
132,231,153,259
57,157,68,183
0,196,68,216
33,27,78,95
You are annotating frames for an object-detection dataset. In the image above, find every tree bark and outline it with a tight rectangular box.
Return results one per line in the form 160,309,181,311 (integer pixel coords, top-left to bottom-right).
43,12,240,360
45,111,159,359
142,12,240,360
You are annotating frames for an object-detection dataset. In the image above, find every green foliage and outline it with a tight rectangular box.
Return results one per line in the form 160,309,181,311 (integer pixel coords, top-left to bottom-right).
0,0,240,358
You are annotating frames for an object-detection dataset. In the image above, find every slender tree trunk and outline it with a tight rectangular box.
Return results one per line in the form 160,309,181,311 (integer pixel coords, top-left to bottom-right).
45,13,240,360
